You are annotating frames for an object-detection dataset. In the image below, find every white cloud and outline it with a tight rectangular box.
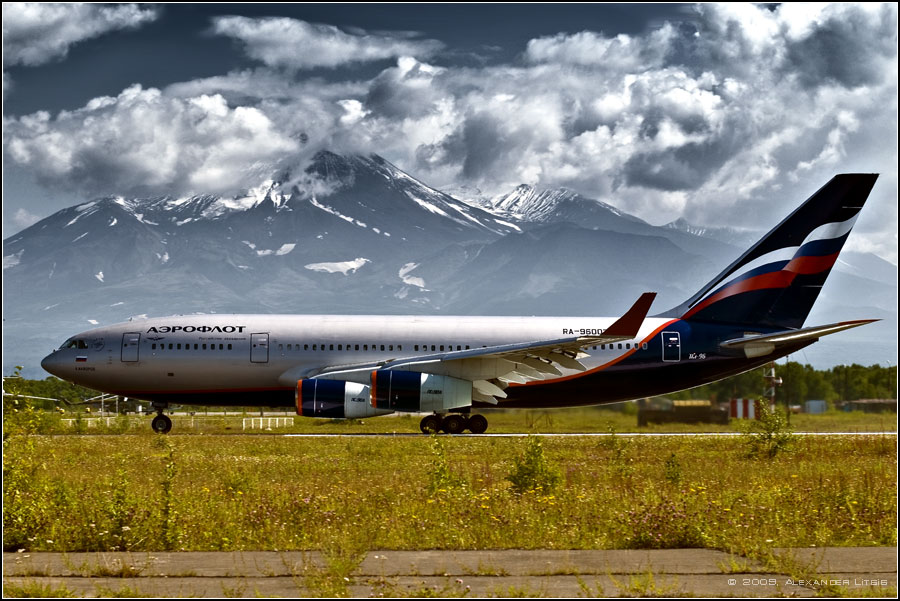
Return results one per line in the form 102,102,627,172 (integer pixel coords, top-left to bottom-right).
10,207,41,230
2,3,158,67
4,85,299,196
4,4,896,260
211,16,443,69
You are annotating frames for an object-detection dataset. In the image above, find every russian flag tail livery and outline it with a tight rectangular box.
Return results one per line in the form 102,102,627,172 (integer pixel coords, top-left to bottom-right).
665,174,878,329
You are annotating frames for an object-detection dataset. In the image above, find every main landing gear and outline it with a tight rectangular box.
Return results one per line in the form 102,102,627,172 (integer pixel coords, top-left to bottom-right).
419,413,489,435
151,403,172,434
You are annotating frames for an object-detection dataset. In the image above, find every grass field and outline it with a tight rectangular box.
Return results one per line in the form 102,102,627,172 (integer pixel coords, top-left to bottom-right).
4,425,895,556
28,404,900,436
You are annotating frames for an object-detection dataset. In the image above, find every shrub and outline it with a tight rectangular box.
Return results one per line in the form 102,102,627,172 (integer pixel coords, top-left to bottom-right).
507,435,561,494
741,403,794,459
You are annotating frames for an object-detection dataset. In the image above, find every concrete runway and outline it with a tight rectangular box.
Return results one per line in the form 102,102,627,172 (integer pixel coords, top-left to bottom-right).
4,548,896,597
280,431,898,438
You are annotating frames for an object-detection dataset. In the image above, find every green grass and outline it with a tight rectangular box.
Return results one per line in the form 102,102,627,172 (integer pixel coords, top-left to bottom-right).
23,404,897,436
3,431,895,554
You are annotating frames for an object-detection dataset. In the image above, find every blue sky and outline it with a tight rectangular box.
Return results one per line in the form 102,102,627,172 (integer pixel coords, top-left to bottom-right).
3,3,897,262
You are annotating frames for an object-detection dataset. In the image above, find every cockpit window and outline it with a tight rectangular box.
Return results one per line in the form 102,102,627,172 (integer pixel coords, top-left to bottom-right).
61,339,89,350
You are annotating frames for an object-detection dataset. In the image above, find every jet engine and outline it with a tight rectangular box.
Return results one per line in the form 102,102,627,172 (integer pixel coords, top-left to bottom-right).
370,370,472,412
296,379,393,418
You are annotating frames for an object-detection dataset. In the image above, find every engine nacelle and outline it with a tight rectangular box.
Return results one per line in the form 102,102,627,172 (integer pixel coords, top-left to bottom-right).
296,379,393,419
370,370,472,413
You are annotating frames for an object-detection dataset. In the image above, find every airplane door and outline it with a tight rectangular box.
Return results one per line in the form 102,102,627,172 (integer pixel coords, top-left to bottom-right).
251,333,269,363
121,332,141,362
661,331,681,362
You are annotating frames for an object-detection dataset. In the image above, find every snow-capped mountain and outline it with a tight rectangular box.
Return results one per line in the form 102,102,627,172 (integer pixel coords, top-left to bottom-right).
3,151,896,376
664,217,759,248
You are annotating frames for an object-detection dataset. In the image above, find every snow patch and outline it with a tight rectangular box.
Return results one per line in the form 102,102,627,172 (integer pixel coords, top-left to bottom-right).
176,218,193,226
408,194,450,218
255,243,296,257
88,319,99,325
304,257,370,275
109,217,117,226
72,232,89,242
398,262,426,288
309,196,368,229
4,250,24,269
95,271,105,283
76,201,97,212
495,219,522,231
43,303,60,311
110,302,125,307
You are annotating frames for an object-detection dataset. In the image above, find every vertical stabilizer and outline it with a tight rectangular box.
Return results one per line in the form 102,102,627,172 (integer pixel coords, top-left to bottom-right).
663,174,878,329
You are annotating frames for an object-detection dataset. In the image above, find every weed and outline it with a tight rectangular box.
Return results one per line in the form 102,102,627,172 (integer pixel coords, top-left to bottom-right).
575,574,602,597
741,403,794,459
609,569,680,597
427,435,465,494
93,583,147,597
663,453,682,484
2,580,77,598
221,580,248,597
507,435,561,494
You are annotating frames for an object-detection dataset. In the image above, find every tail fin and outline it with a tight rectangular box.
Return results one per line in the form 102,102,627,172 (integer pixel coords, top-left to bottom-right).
663,173,878,329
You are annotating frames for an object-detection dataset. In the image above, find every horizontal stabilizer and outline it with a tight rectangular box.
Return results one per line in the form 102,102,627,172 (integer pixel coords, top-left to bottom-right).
719,319,878,358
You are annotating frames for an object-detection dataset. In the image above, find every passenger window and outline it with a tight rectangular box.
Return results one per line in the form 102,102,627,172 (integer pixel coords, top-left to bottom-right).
642,343,648,350
194,344,198,350
398,345,402,351
466,345,470,350
431,345,435,351
355,344,359,351
313,344,317,351
338,344,342,351
626,343,631,349
415,345,419,351
177,344,182,350
228,344,232,350
219,344,224,350
389,344,393,351
380,345,385,351
618,343,623,349
364,344,368,351
152,344,157,350
202,344,207,350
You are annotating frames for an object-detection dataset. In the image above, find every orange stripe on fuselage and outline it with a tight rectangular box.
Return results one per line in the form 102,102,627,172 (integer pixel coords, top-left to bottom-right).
509,318,680,387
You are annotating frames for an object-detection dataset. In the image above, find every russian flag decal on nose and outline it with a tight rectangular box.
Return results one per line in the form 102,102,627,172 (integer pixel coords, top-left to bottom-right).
76,356,88,362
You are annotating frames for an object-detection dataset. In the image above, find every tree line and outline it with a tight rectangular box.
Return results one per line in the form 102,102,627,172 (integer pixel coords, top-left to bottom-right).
668,362,897,405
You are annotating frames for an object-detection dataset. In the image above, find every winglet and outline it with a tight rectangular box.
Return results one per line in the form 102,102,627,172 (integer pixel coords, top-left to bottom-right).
602,292,657,338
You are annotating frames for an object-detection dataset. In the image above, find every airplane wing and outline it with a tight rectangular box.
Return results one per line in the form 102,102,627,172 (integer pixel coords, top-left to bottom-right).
719,319,878,358
278,293,657,403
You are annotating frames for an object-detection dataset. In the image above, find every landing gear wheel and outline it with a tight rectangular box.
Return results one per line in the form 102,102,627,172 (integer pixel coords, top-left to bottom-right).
420,414,442,434
467,414,488,434
151,414,172,434
441,414,467,435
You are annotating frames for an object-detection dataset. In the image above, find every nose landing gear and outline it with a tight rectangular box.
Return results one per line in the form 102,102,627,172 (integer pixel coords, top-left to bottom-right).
151,403,172,434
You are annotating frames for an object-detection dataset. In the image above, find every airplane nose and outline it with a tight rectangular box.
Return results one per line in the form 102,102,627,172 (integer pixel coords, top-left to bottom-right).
41,352,64,378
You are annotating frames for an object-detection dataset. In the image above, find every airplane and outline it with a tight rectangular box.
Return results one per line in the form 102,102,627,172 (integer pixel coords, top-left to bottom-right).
41,173,880,434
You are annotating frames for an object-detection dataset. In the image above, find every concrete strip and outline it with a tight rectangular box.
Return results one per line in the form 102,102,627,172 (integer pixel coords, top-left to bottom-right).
4,548,896,598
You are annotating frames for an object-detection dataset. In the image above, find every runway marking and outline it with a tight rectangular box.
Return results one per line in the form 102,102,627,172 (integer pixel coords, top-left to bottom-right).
282,431,897,438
